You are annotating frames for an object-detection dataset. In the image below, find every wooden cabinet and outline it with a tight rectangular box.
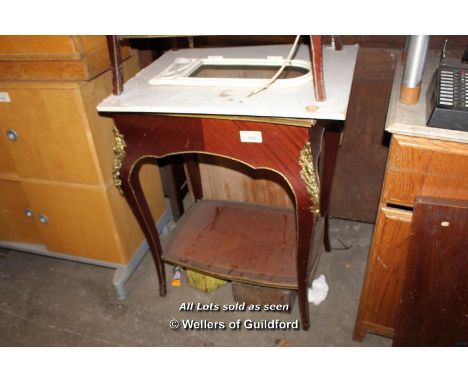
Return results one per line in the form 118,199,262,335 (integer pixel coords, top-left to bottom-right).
0,36,132,81
354,52,468,342
0,44,166,297
354,134,468,340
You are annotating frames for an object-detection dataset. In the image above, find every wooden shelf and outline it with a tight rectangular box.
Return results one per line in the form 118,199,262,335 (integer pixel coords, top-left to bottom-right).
162,199,297,288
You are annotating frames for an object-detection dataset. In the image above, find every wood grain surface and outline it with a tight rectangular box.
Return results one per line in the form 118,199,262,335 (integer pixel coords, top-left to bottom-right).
355,134,468,341
383,135,468,206
0,85,102,185
0,36,132,81
21,180,126,263
0,180,42,244
163,200,297,287
393,197,468,346
329,48,396,223
353,205,412,341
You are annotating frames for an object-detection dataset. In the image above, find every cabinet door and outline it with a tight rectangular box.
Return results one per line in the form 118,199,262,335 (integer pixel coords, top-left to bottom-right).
354,205,412,340
21,181,126,264
0,180,42,244
0,129,17,176
0,85,101,185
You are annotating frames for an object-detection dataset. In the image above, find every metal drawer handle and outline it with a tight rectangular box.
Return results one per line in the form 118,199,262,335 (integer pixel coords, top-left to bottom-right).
6,129,18,141
38,214,49,224
24,208,34,218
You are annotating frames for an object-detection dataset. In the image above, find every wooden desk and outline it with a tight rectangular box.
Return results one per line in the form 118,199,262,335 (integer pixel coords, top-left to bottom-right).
98,44,358,329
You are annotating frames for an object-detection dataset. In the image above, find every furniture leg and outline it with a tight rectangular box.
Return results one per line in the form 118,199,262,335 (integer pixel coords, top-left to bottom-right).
320,125,342,252
106,35,124,95
112,208,171,299
332,36,343,51
185,154,203,201
290,128,324,330
296,209,315,330
120,158,167,297
353,321,368,342
309,35,326,102
283,176,316,331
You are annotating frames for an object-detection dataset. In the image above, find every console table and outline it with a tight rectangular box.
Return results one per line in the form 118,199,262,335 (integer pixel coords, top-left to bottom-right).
98,43,358,329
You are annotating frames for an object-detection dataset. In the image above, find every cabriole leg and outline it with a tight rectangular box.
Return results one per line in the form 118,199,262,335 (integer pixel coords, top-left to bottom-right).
120,158,167,297
320,125,342,252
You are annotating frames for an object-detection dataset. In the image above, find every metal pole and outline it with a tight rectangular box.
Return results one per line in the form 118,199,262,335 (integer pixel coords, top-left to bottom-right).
400,35,430,105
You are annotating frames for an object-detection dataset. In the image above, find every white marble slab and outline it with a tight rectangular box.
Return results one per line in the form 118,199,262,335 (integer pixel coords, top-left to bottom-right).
386,53,468,144
97,44,359,121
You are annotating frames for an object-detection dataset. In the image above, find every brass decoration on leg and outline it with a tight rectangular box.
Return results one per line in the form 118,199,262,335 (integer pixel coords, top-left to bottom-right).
112,126,126,195
299,142,320,216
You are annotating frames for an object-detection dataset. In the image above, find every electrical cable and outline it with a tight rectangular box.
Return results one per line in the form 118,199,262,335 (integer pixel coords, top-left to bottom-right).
247,35,301,97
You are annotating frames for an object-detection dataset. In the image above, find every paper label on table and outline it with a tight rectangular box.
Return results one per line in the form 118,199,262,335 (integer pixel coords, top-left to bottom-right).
240,131,262,143
0,92,11,102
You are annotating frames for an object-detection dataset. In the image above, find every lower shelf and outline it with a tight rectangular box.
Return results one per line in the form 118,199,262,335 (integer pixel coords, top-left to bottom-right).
162,199,297,288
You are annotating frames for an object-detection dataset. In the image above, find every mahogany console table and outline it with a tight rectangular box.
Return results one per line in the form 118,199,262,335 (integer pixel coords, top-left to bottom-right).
98,43,358,330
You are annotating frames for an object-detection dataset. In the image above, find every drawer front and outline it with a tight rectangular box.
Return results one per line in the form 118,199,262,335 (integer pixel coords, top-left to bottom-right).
0,36,132,81
0,36,78,56
356,205,412,334
383,135,468,206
